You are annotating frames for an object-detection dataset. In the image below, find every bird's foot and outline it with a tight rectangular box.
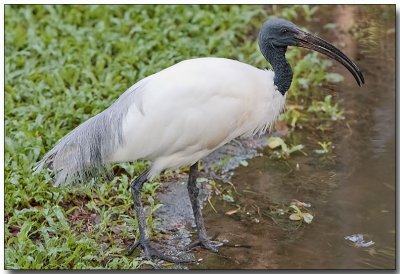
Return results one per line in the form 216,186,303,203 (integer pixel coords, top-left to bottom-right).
185,234,223,252
127,239,194,263
199,238,223,252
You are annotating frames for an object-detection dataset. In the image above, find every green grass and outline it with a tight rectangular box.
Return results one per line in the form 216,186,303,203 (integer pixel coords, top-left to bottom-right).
5,4,343,269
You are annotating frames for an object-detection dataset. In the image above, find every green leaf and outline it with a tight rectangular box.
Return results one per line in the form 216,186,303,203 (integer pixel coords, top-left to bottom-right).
288,144,305,154
324,23,337,30
239,160,248,167
196,177,208,183
289,204,302,213
289,213,302,221
53,206,68,228
222,194,234,203
267,136,287,150
325,73,344,83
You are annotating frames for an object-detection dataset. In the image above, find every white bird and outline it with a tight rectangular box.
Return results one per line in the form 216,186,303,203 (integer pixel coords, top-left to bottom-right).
35,18,364,262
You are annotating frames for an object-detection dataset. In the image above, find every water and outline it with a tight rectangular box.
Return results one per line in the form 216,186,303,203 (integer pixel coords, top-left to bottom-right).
191,5,395,269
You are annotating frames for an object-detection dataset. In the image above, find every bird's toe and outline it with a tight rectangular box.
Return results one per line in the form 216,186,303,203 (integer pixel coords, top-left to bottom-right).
200,239,223,252
127,238,194,263
185,236,223,253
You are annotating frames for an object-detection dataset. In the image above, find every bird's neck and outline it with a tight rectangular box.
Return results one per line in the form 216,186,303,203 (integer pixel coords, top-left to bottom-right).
261,45,293,96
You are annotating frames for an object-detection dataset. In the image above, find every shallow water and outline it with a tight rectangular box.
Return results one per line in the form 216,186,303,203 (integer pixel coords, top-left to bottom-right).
191,5,395,269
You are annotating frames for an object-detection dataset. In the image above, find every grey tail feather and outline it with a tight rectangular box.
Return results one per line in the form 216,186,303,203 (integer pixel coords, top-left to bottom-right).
33,109,123,186
34,77,149,186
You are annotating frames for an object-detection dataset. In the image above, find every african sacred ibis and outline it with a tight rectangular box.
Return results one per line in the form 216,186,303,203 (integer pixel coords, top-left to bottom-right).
35,18,364,262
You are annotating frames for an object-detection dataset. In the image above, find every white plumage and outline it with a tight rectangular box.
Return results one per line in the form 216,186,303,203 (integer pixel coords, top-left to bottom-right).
108,57,286,179
35,57,286,185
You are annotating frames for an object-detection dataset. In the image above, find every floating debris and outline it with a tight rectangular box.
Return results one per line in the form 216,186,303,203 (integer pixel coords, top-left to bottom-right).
344,234,375,248
290,199,311,208
288,205,314,224
225,208,240,215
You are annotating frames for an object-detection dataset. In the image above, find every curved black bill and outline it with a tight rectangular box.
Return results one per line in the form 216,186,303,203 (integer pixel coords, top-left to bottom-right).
295,30,365,86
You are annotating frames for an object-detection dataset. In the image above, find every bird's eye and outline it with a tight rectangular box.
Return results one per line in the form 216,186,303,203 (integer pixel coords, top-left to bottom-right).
281,28,288,34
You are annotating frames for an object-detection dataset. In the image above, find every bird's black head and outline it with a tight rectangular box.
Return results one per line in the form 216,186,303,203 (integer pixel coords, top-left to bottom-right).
259,18,300,48
259,17,364,87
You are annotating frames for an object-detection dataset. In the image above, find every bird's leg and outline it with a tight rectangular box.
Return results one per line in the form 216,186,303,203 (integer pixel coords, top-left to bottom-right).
127,170,150,252
186,162,223,252
127,170,192,263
